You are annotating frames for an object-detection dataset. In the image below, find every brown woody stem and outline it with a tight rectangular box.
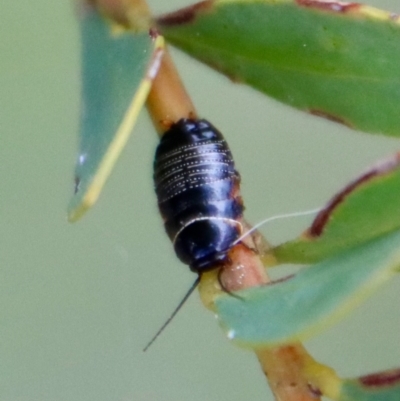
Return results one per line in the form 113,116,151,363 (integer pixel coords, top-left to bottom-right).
84,1,330,400
146,50,197,135
220,235,323,401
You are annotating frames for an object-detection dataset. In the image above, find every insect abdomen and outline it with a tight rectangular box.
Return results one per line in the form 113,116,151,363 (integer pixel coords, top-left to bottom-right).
153,118,244,273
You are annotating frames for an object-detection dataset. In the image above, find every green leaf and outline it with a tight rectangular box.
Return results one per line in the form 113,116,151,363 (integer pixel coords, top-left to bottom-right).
157,0,400,136
215,230,400,348
273,153,400,264
339,369,400,401
68,8,164,222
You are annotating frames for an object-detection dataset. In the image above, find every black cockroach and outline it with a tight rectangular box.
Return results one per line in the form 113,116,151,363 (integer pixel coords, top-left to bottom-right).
144,118,244,351
153,117,245,273
145,118,320,351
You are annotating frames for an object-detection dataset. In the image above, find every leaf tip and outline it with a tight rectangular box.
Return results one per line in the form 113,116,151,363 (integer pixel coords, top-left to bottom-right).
67,197,94,223
67,180,99,223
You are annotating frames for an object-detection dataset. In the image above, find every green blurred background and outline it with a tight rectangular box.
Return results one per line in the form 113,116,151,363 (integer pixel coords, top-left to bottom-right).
1,1,399,400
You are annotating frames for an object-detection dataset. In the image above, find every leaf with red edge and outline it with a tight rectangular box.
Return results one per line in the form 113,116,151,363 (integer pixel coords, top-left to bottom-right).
157,0,400,136
339,369,400,401
273,153,400,264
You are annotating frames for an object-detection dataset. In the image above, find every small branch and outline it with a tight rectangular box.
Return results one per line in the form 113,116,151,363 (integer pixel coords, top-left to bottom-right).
257,345,318,401
218,233,323,401
82,1,337,400
256,344,340,401
146,50,197,135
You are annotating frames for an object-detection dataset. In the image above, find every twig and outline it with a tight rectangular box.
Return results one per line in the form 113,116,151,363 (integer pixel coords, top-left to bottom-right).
82,1,337,399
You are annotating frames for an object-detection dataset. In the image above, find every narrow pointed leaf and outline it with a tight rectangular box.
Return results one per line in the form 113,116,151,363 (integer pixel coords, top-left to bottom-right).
157,0,400,136
339,369,400,401
68,9,164,222
216,230,400,348
273,153,400,264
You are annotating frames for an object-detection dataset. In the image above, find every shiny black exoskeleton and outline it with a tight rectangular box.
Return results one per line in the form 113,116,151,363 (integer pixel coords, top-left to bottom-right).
153,118,244,273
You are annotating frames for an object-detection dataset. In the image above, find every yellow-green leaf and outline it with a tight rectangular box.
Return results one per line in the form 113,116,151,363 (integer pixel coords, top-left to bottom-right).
68,8,164,222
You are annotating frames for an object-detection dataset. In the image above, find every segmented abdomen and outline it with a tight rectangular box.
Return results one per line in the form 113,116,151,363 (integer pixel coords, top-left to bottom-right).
153,118,244,273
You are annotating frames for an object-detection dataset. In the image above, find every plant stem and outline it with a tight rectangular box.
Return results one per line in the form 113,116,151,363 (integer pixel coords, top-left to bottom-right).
219,241,324,401
146,50,197,135
83,1,335,400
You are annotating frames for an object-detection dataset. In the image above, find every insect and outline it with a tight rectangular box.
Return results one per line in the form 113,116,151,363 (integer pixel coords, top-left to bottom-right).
153,118,245,273
147,118,320,351
144,118,245,351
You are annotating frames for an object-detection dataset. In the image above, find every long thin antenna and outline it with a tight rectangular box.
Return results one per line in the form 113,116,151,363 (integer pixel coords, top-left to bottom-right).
233,207,322,246
143,276,201,352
